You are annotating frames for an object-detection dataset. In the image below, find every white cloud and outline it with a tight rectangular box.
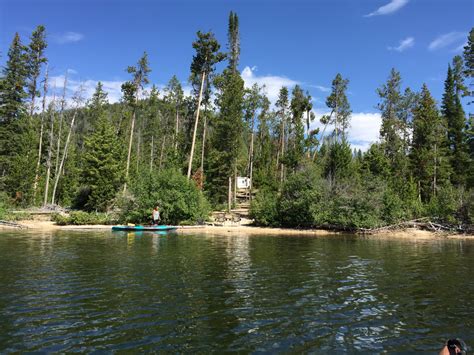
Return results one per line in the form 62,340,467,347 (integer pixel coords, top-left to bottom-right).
52,31,84,44
310,111,382,152
309,84,331,93
241,66,299,104
454,41,467,53
348,113,382,151
365,0,409,17
428,32,466,51
388,37,414,52
46,72,124,109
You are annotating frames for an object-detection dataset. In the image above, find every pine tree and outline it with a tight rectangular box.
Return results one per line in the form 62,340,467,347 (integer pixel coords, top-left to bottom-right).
411,84,450,202
287,85,306,171
254,95,275,189
377,69,405,173
210,69,245,200
0,33,33,202
243,83,263,196
82,109,124,211
187,31,224,179
275,86,289,186
207,13,244,201
121,52,151,192
452,55,469,98
326,73,351,141
164,75,184,152
228,11,240,74
27,25,47,116
463,28,474,102
442,65,469,186
0,33,28,123
463,28,474,187
324,138,352,185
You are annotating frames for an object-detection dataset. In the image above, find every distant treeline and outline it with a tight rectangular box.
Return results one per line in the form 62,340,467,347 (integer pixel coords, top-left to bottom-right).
0,14,473,228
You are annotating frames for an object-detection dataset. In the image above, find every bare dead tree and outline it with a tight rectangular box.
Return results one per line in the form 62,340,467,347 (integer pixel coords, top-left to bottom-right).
51,84,84,205
32,65,49,202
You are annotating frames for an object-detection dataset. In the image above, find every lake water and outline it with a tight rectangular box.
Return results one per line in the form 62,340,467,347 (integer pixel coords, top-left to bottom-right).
0,230,472,352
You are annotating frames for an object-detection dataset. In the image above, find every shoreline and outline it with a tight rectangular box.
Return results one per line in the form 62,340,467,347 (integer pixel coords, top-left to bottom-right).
1,220,473,240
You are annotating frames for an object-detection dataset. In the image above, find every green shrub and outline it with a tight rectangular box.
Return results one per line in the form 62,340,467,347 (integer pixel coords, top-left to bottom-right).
279,167,327,228
314,179,384,230
119,168,210,225
426,184,470,225
0,192,10,220
250,188,279,227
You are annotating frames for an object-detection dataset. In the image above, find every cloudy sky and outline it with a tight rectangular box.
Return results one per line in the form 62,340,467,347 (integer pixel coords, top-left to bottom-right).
1,0,472,150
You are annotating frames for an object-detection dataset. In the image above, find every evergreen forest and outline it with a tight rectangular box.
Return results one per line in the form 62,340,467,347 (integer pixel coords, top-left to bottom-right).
1,14,473,231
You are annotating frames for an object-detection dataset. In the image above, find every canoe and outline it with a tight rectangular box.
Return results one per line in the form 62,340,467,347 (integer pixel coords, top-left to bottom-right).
112,225,178,232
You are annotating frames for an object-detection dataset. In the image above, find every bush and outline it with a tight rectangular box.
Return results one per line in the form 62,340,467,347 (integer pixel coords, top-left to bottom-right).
426,185,473,225
0,192,9,220
119,168,210,225
279,166,327,228
314,178,384,230
250,188,279,227
52,211,113,225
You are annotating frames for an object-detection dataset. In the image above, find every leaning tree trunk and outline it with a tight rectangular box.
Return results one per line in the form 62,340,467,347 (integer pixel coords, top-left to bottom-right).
54,73,68,180
33,66,49,203
200,103,208,174
248,112,255,201
43,96,56,206
187,71,206,179
136,129,141,173
123,107,136,193
51,108,78,205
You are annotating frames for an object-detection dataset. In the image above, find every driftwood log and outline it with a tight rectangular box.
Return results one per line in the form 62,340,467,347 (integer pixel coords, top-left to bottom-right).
0,220,28,229
359,218,471,234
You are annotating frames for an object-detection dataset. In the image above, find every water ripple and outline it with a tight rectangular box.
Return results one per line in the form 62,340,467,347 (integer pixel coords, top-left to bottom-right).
0,231,473,352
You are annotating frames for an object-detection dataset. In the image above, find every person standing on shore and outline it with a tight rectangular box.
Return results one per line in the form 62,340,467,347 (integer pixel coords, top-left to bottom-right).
152,206,161,225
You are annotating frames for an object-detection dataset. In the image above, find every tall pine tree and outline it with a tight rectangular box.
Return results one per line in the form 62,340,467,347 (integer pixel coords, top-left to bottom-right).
441,64,469,186
82,84,124,211
411,84,450,202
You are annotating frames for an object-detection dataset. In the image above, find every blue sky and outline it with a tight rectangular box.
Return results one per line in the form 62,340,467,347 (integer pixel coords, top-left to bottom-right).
1,0,473,150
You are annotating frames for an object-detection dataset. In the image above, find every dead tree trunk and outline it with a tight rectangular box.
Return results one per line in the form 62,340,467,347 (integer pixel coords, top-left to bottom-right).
200,104,208,174
51,107,78,205
33,66,49,202
136,129,141,173
123,108,136,193
150,135,154,172
248,112,255,201
54,72,68,180
187,71,206,179
43,94,56,206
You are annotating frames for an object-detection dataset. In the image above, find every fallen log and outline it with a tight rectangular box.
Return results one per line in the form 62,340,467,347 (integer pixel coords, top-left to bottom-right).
358,218,456,234
0,220,28,229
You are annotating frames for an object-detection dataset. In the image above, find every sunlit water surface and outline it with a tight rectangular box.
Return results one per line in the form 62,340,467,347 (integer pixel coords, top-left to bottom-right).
0,230,472,352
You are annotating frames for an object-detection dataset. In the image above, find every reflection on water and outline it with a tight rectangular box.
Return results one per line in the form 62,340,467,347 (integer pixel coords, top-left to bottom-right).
0,231,473,352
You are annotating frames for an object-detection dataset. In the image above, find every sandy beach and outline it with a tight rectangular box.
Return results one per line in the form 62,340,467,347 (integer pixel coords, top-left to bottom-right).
1,220,472,240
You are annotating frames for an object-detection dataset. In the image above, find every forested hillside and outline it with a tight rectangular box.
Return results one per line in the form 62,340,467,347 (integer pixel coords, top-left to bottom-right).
1,14,473,229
